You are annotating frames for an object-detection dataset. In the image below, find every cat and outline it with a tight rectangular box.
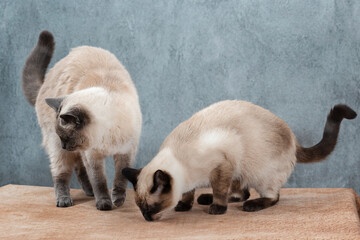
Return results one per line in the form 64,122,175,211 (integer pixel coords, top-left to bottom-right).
22,31,142,210
122,100,356,221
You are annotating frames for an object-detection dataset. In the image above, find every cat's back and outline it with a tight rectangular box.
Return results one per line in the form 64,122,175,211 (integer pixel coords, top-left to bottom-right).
64,46,123,72
163,100,294,151
170,100,287,133
38,46,132,98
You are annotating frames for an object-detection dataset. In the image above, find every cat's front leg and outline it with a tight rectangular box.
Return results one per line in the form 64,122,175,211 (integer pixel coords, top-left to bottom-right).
81,152,112,210
174,189,195,212
74,156,93,197
208,161,233,215
50,150,77,208
112,152,133,207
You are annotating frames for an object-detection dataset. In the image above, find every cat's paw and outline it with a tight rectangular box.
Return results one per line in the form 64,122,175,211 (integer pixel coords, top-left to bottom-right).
56,196,73,207
197,194,213,205
242,200,263,212
96,198,112,211
229,196,241,202
112,192,126,207
229,189,250,202
208,204,227,215
174,201,193,212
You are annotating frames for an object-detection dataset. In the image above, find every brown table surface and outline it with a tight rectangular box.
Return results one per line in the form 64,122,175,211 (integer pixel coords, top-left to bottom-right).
0,184,359,239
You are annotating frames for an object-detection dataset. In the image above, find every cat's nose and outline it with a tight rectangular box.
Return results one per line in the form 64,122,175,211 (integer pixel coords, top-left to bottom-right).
141,211,154,221
61,141,67,149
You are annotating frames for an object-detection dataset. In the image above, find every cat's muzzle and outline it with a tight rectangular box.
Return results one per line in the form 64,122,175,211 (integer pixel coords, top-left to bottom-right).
141,210,162,221
61,141,77,151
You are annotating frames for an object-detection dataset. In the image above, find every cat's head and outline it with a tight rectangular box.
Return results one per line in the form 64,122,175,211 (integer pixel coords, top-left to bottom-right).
45,97,91,151
122,167,177,221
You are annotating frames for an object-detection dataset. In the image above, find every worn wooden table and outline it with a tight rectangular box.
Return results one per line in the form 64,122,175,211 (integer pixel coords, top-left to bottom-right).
0,184,359,239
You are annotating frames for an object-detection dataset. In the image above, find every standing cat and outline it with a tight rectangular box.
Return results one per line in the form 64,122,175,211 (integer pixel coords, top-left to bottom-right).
22,31,142,210
123,100,356,221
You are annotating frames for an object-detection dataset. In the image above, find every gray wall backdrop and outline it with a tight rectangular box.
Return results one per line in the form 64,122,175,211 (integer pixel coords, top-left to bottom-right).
1,0,359,192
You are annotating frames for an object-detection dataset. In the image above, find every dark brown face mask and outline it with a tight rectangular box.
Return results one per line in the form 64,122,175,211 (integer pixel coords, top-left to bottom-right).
139,201,162,221
122,168,173,221
46,97,91,152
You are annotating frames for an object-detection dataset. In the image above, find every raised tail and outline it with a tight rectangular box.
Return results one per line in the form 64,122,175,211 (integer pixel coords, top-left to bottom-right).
296,104,357,163
22,30,55,106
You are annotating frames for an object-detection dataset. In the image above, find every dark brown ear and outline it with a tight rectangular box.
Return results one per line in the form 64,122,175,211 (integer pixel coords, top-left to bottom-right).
122,168,141,188
60,113,79,126
151,170,171,194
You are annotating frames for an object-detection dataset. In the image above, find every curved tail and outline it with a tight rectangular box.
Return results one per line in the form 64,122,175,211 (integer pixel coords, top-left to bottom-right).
22,30,55,106
296,104,357,163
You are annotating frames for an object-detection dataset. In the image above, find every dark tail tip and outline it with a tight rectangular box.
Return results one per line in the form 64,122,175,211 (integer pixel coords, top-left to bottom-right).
330,104,357,122
22,30,55,106
38,30,55,49
296,103,356,163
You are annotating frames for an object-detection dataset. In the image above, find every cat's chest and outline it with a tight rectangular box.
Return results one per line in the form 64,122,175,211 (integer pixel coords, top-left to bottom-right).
93,137,134,156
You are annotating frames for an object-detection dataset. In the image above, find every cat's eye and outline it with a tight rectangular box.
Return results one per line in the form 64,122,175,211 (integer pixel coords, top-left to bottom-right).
60,118,68,125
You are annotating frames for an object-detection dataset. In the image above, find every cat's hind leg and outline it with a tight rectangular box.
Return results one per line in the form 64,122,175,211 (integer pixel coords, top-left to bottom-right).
197,179,250,205
82,152,112,210
175,189,195,212
112,152,133,207
207,161,233,215
50,150,77,207
242,188,279,212
74,156,93,196
229,179,250,202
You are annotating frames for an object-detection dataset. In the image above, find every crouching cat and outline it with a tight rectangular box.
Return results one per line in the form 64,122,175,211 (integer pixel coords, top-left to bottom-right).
123,100,356,221
22,31,142,210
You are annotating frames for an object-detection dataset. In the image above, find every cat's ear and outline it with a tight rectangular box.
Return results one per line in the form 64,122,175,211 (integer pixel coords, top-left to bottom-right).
60,107,90,128
122,168,141,188
151,170,171,194
45,97,65,112
60,113,79,126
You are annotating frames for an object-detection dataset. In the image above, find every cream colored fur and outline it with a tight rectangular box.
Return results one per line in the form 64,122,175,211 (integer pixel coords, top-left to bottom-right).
36,46,141,176
34,46,141,209
137,100,296,211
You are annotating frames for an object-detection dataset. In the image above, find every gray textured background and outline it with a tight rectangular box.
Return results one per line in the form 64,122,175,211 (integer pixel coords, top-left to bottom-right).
1,0,359,192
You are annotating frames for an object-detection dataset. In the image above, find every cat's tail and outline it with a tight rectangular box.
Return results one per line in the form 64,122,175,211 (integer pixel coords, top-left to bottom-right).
22,30,55,106
296,104,357,163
